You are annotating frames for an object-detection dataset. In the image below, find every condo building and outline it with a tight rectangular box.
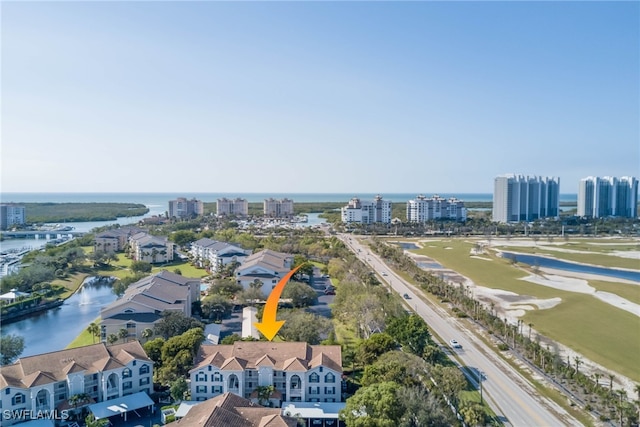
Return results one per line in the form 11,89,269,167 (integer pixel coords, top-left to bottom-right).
217,198,249,217
407,195,467,222
578,176,638,218
0,204,26,230
341,195,392,224
0,342,153,426
263,198,294,218
168,198,204,219
189,342,342,405
492,174,560,223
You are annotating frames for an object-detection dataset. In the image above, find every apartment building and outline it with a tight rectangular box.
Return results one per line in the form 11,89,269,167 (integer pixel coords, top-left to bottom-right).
578,176,638,218
492,174,560,223
0,204,26,230
100,270,200,341
406,195,467,222
168,198,204,219
235,250,294,295
189,342,342,406
189,238,251,272
94,227,144,254
128,232,175,264
217,198,249,217
341,195,392,224
263,198,294,218
0,342,153,426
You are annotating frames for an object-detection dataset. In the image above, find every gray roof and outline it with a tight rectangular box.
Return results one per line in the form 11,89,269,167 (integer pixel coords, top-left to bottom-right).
238,250,292,275
192,238,245,253
102,271,198,316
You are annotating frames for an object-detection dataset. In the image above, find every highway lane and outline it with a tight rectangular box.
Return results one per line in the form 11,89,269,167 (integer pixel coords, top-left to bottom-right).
340,234,580,427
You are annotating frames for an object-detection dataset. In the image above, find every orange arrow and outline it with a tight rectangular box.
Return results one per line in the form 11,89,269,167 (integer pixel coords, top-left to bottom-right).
254,265,302,341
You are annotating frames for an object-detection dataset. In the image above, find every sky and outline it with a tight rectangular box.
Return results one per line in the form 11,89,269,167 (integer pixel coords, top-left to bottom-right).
1,1,638,194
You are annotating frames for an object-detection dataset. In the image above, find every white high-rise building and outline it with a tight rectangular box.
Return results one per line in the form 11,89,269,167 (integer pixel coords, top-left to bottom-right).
168,197,204,219
407,195,467,222
217,198,249,216
341,195,392,224
492,174,560,223
0,204,26,230
263,198,294,218
578,176,638,218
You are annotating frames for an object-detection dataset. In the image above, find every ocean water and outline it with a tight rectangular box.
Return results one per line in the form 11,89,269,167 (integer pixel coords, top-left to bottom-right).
0,192,578,205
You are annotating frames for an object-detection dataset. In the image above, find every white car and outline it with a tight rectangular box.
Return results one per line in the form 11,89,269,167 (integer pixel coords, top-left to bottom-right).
381,271,388,276
449,339,462,349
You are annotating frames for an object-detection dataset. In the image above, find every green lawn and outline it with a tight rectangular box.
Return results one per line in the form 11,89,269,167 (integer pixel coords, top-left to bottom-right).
51,272,90,299
589,280,640,305
407,238,640,382
66,318,101,349
524,294,640,381
82,248,209,279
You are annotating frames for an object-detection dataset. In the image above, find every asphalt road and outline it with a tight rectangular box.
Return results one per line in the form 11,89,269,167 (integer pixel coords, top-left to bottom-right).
340,234,581,427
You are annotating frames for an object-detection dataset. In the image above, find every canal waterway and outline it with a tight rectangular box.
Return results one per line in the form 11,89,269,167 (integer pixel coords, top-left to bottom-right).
502,252,640,282
1,278,118,357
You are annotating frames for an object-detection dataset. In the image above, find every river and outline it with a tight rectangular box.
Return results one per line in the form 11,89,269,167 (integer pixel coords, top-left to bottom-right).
502,252,640,282
1,277,118,357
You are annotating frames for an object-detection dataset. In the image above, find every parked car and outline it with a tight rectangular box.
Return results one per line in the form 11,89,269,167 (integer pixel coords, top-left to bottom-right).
324,289,336,295
449,339,462,349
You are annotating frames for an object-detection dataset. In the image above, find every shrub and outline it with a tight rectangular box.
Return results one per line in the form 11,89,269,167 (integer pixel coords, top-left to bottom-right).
497,343,509,351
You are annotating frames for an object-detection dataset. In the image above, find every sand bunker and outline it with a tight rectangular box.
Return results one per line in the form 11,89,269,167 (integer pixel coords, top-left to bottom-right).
521,273,640,317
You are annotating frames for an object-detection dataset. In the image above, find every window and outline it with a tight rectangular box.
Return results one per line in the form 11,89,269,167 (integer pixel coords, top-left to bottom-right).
308,386,319,395
248,382,253,388
196,373,207,382
213,386,223,394
208,366,212,372
123,381,132,390
12,393,25,405
325,387,335,395
213,373,222,382
122,368,132,378
290,375,301,390
309,372,320,383
228,375,239,390
196,386,207,394
325,373,335,383
126,322,135,329
139,364,150,375
57,382,66,389
140,377,150,386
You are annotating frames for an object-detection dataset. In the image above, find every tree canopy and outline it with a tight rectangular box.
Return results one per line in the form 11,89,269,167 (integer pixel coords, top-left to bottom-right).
0,334,25,365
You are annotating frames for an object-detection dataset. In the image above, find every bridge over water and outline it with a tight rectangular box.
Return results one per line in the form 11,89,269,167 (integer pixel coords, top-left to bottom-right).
1,230,87,239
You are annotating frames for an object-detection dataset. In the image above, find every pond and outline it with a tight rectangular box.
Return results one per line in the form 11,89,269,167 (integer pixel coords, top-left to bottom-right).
502,252,640,282
1,277,118,357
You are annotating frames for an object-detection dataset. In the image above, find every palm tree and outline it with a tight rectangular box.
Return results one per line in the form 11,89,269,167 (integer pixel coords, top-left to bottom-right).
141,328,153,343
609,374,616,393
87,322,100,344
118,328,129,343
574,356,583,376
107,334,119,345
